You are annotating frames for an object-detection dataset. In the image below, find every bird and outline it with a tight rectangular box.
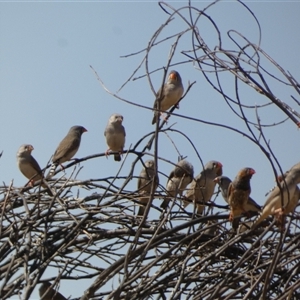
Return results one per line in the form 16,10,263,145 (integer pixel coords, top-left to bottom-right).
227,168,255,225
104,113,126,161
161,159,194,209
136,160,159,216
214,175,261,213
152,70,184,125
184,160,223,214
252,166,300,229
17,144,52,195
39,282,67,300
48,126,87,177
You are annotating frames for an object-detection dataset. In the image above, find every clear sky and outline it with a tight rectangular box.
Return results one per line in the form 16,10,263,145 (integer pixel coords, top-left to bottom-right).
1,1,300,299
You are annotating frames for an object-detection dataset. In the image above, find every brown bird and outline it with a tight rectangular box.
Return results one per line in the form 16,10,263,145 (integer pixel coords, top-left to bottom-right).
137,160,159,216
39,282,67,300
161,159,194,209
17,144,52,195
184,160,223,214
152,70,184,124
48,125,87,177
227,168,255,225
252,166,300,229
104,113,126,161
214,175,261,213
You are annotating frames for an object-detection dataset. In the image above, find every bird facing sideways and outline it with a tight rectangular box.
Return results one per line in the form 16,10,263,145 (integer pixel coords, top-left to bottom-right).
17,144,52,195
161,159,194,209
48,125,87,177
104,113,126,162
214,175,261,214
39,282,67,300
252,165,300,229
184,160,223,214
137,159,159,216
152,70,184,125
227,168,255,223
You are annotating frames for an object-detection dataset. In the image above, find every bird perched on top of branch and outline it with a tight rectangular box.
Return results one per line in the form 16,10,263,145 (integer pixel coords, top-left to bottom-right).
17,144,52,195
48,125,87,177
137,159,159,217
152,70,184,124
252,164,300,229
214,175,261,213
104,113,126,162
184,160,223,214
161,159,194,209
227,168,255,226
214,174,260,230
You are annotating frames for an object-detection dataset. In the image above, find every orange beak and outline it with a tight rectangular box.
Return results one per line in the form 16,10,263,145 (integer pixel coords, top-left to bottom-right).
169,72,177,80
213,177,220,183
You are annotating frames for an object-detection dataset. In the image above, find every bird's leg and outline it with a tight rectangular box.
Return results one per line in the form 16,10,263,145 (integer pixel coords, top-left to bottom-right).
29,180,35,187
274,207,285,230
105,149,111,158
119,149,124,158
161,113,168,124
229,211,234,222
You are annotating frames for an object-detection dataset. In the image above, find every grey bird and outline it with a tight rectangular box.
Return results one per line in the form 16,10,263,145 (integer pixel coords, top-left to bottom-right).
184,160,223,214
104,113,126,161
161,159,194,209
39,282,67,300
152,70,184,124
17,144,52,195
137,160,159,216
252,166,300,229
214,175,261,213
48,125,87,177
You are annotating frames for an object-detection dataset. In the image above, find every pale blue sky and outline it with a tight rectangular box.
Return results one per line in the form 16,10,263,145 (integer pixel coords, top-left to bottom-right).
1,1,300,299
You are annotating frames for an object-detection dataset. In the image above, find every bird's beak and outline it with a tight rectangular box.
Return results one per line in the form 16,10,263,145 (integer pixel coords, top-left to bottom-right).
213,177,220,183
250,169,256,175
169,72,177,80
29,145,34,151
83,128,88,132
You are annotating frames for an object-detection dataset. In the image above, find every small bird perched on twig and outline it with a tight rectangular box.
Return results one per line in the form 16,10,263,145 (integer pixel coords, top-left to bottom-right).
252,165,300,229
152,70,184,125
17,144,52,195
48,125,87,177
39,282,67,300
214,174,259,230
184,160,223,214
104,113,126,162
137,159,159,216
227,168,255,226
161,159,194,209
214,175,261,214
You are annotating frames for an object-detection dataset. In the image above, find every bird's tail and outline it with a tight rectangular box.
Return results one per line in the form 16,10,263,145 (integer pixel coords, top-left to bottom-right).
114,154,121,162
161,198,170,209
47,163,58,178
152,113,158,125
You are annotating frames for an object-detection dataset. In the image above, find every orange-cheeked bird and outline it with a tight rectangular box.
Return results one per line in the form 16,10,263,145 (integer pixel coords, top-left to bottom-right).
228,167,255,223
